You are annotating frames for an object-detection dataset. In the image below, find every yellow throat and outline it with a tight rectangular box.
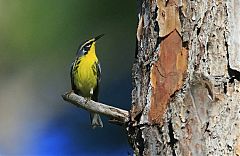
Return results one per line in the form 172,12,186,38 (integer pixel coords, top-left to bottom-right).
74,42,98,97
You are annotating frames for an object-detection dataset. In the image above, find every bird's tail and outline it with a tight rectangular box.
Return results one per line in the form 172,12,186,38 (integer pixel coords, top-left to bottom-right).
90,113,103,129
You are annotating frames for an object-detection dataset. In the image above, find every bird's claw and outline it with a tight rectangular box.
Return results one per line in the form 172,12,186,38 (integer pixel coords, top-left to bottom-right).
85,97,91,104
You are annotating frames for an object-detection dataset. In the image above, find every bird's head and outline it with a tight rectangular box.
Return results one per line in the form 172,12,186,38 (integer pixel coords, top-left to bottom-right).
76,34,104,56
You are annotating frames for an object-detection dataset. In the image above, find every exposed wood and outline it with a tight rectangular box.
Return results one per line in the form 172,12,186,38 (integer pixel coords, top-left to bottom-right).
129,0,240,155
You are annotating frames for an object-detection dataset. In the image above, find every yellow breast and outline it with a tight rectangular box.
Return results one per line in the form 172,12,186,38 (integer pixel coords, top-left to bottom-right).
74,51,98,97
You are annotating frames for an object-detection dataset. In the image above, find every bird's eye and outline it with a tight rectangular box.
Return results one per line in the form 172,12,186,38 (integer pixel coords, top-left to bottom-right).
83,47,89,54
83,44,91,54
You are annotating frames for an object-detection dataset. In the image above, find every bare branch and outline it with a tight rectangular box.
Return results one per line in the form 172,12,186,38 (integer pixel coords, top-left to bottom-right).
62,91,129,124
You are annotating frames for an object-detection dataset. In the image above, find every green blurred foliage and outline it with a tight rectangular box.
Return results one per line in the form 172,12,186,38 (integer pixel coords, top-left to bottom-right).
0,0,136,78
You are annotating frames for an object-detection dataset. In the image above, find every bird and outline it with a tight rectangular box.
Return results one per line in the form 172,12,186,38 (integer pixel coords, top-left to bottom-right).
70,34,104,128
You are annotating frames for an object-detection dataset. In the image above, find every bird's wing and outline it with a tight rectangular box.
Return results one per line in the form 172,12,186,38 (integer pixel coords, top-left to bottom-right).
92,61,101,101
70,62,76,91
97,61,101,82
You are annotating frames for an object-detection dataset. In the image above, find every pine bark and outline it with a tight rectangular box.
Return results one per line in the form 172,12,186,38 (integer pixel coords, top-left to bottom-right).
128,0,240,155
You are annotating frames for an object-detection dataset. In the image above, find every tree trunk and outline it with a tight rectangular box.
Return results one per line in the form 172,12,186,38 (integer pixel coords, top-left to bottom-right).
128,0,240,155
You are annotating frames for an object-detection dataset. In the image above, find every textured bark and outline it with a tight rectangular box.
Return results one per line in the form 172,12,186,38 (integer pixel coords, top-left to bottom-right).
129,0,240,155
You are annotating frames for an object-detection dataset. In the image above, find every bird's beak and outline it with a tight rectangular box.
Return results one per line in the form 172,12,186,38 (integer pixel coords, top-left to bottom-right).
94,34,104,41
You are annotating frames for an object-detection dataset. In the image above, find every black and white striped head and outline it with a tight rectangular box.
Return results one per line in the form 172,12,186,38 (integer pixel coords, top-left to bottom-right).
76,34,104,57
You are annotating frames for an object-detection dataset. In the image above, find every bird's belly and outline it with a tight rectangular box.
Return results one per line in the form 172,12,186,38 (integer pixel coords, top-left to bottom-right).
75,64,97,97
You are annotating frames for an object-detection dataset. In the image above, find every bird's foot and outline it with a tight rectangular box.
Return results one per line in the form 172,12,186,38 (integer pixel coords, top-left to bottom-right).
69,90,74,94
85,97,91,105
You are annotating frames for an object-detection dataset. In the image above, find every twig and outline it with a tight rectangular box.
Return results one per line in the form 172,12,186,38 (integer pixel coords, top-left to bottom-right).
62,91,129,124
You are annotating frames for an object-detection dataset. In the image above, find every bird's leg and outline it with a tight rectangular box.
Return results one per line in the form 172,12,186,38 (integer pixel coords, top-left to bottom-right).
90,88,94,96
85,88,94,104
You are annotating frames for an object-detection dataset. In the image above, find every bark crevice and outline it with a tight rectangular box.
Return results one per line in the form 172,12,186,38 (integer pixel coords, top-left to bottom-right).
224,31,240,82
168,119,178,156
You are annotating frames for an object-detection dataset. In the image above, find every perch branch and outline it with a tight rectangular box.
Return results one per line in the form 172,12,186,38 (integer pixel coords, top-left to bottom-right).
62,91,129,124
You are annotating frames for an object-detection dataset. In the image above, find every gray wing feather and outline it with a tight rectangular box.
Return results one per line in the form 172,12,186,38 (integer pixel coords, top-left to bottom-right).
92,61,101,101
70,62,76,91
97,62,101,82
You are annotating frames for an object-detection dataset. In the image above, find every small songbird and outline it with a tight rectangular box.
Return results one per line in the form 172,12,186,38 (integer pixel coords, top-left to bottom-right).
70,34,104,128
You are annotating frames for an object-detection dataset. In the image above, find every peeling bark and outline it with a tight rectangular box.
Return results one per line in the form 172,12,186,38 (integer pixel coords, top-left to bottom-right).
129,0,240,155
